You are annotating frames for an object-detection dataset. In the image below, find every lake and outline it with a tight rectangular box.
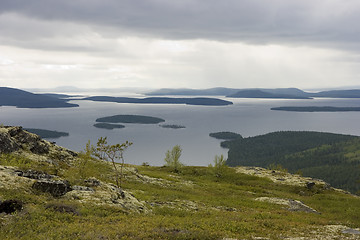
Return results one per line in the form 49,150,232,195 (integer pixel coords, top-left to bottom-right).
1,95,360,166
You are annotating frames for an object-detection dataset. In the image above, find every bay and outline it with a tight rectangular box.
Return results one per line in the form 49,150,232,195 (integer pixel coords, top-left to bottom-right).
1,95,360,166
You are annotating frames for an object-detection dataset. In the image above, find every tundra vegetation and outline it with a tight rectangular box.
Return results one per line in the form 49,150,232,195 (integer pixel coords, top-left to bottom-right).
1,127,360,239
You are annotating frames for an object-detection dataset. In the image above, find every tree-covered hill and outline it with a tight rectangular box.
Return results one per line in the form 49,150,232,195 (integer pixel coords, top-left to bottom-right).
0,87,78,108
223,131,360,193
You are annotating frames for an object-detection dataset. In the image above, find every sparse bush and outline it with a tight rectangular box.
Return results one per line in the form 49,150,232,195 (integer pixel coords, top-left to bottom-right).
91,137,132,188
164,145,183,173
209,154,227,178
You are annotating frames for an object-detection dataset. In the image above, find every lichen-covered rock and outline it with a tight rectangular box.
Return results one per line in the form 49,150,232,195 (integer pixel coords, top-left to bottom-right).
236,166,341,193
64,181,149,213
0,130,20,153
84,178,101,187
0,126,77,163
15,169,53,180
32,179,72,197
255,197,319,214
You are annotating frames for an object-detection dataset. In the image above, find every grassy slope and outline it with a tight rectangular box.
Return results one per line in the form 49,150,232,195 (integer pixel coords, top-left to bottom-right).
224,131,360,194
1,153,360,239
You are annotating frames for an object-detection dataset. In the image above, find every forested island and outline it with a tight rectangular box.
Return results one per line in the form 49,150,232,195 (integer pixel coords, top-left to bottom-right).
82,96,233,106
209,131,243,140
220,131,360,193
271,106,360,112
96,115,165,124
24,128,69,139
159,124,186,129
93,123,125,130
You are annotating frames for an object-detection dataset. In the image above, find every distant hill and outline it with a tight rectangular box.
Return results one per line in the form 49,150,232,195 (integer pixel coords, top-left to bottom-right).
222,131,360,193
147,87,312,99
146,87,360,99
227,89,311,99
146,87,240,96
311,89,360,98
0,87,78,108
82,96,233,106
271,106,360,112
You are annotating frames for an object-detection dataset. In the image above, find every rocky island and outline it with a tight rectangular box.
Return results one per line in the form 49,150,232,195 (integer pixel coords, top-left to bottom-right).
24,128,69,139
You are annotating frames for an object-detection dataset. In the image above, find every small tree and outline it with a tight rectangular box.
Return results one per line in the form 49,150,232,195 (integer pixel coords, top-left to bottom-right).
164,145,183,172
209,154,227,178
92,137,132,188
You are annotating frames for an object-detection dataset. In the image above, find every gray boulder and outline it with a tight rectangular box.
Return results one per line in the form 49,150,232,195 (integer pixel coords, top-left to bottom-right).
32,179,71,197
16,169,53,180
0,131,20,153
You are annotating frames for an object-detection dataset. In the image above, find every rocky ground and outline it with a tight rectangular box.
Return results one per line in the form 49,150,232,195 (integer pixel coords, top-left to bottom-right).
1,125,360,239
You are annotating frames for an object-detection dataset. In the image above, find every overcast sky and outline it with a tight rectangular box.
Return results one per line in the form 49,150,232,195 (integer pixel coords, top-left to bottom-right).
1,0,360,90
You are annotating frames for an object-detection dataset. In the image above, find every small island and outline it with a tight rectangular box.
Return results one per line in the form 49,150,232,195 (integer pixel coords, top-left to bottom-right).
93,123,125,130
159,124,186,129
96,115,165,124
271,106,360,112
24,128,69,139
209,131,243,140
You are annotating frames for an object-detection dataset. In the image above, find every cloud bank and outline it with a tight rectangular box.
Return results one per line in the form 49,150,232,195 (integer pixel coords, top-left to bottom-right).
1,0,360,89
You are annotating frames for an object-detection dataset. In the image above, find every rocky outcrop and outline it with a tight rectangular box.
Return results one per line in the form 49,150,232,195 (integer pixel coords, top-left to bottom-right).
15,169,54,180
0,126,77,161
32,179,72,197
255,197,319,214
0,128,20,153
236,166,333,191
65,181,149,213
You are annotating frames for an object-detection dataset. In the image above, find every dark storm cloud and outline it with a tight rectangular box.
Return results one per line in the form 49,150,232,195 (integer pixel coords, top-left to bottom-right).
1,0,360,49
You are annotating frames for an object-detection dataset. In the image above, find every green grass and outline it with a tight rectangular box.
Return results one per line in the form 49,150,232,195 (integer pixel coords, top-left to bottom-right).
1,153,360,239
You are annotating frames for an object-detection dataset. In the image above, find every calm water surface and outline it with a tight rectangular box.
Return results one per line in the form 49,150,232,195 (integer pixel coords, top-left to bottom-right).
1,96,360,166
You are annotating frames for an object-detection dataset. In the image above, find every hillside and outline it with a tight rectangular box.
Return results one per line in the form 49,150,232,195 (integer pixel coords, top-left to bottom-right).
1,126,360,239
312,89,360,98
222,131,360,194
146,87,241,96
227,89,311,99
271,106,360,112
0,87,78,108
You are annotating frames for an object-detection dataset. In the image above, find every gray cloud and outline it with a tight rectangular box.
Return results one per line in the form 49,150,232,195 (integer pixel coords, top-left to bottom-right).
1,0,360,50
1,0,360,90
